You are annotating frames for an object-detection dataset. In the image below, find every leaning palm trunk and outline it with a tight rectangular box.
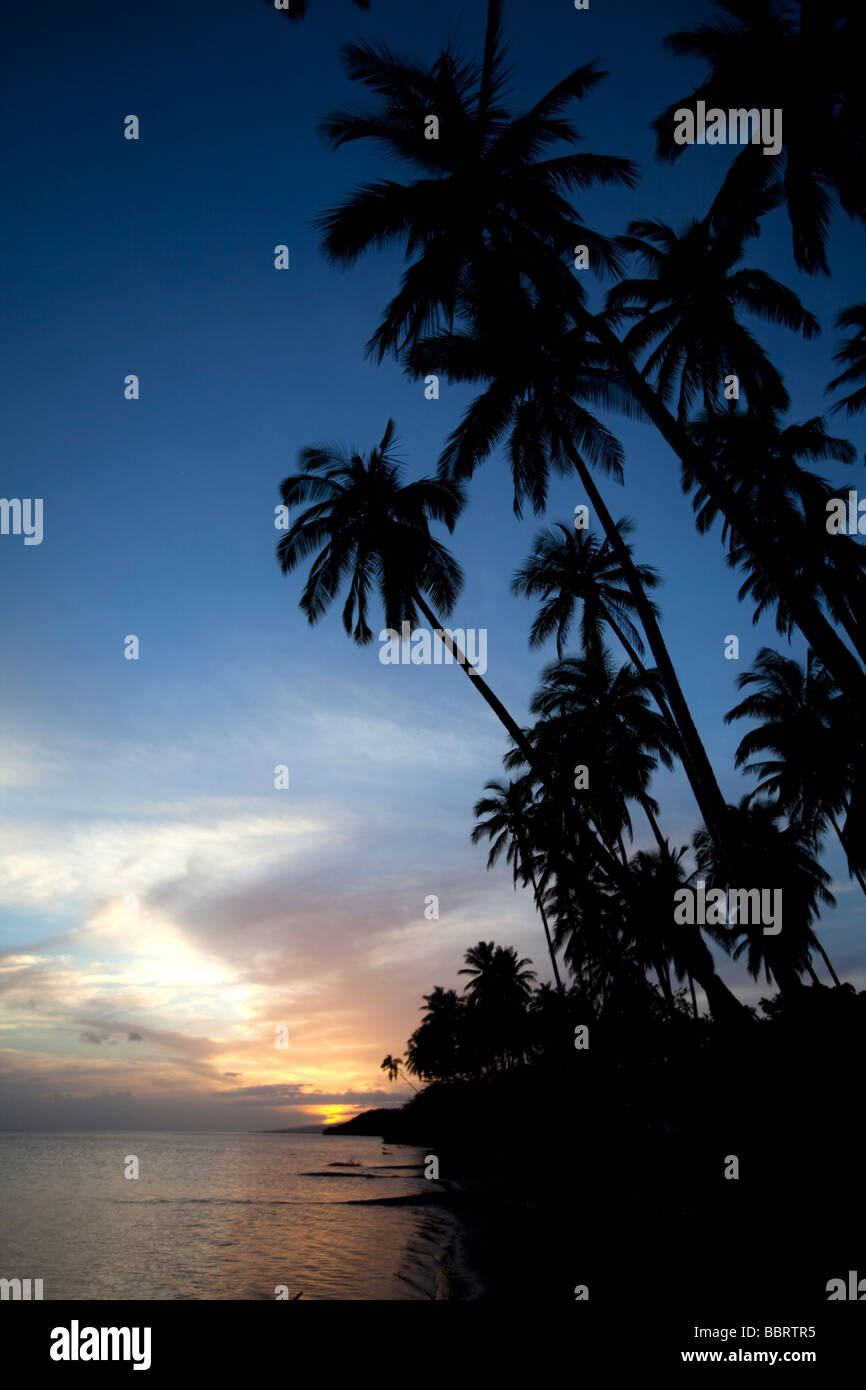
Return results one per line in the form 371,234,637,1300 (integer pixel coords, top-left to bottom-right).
639,796,670,858
829,810,866,900
412,593,748,1022
585,311,866,705
606,613,682,749
807,923,843,989
520,847,565,996
565,441,735,878
412,592,625,888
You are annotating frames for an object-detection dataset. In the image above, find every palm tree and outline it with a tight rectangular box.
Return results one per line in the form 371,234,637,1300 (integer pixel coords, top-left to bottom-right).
511,518,689,778
406,986,466,1082
528,652,676,861
459,941,536,1000
471,779,564,993
408,292,736,871
625,847,702,1018
693,798,836,994
459,941,536,1069
606,214,818,423
313,0,866,709
684,412,866,668
652,0,866,276
315,2,638,361
380,1054,400,1083
277,420,530,770
512,519,659,665
503,655,748,1023
548,863,665,1023
827,303,866,416
726,647,863,916
380,1053,417,1089
278,419,632,889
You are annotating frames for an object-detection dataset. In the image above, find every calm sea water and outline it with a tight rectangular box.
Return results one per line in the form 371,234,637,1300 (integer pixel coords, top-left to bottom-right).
0,1132,467,1300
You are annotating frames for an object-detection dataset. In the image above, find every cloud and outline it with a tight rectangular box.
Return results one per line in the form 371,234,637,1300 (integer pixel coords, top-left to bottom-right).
219,1082,394,1107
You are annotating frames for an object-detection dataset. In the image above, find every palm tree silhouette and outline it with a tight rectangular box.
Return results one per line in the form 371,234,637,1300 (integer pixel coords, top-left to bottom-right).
625,846,702,1019
652,0,866,276
380,1054,399,1082
726,647,864,915
278,419,634,889
828,303,866,416
606,214,818,423
684,412,866,669
278,419,538,768
511,518,696,778
407,290,736,873
499,655,747,1022
693,798,836,995
380,1053,417,1090
313,0,866,710
459,941,536,1070
512,519,658,666
406,986,465,1081
472,778,564,994
528,652,676,862
315,1,637,361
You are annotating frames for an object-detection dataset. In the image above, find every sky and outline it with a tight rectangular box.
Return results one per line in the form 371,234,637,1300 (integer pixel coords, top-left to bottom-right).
1,0,864,1131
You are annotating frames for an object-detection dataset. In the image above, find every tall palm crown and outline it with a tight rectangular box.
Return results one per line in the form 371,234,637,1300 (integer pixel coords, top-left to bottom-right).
315,0,637,361
512,519,658,663
606,214,818,422
277,419,463,642
529,652,675,852
405,289,635,517
471,779,540,885
652,0,866,275
380,1054,400,1082
406,986,465,1081
459,941,537,1006
725,647,862,902
725,649,847,833
683,412,866,663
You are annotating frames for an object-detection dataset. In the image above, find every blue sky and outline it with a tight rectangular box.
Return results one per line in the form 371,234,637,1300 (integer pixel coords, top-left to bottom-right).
1,0,864,1130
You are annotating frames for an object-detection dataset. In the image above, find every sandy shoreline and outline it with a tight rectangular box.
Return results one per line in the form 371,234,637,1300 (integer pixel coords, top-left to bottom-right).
345,1181,497,1300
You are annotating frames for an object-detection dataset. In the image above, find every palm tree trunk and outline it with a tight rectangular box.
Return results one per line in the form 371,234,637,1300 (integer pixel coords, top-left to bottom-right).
814,939,843,988
687,971,699,1020
655,960,675,1011
640,797,669,857
411,593,749,1024
566,445,736,878
829,810,866,898
607,615,678,735
585,310,866,705
519,839,565,997
607,617,715,851
412,591,629,889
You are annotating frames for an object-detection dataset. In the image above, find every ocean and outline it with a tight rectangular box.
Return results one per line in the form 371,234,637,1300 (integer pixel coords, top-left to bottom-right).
0,1131,470,1300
